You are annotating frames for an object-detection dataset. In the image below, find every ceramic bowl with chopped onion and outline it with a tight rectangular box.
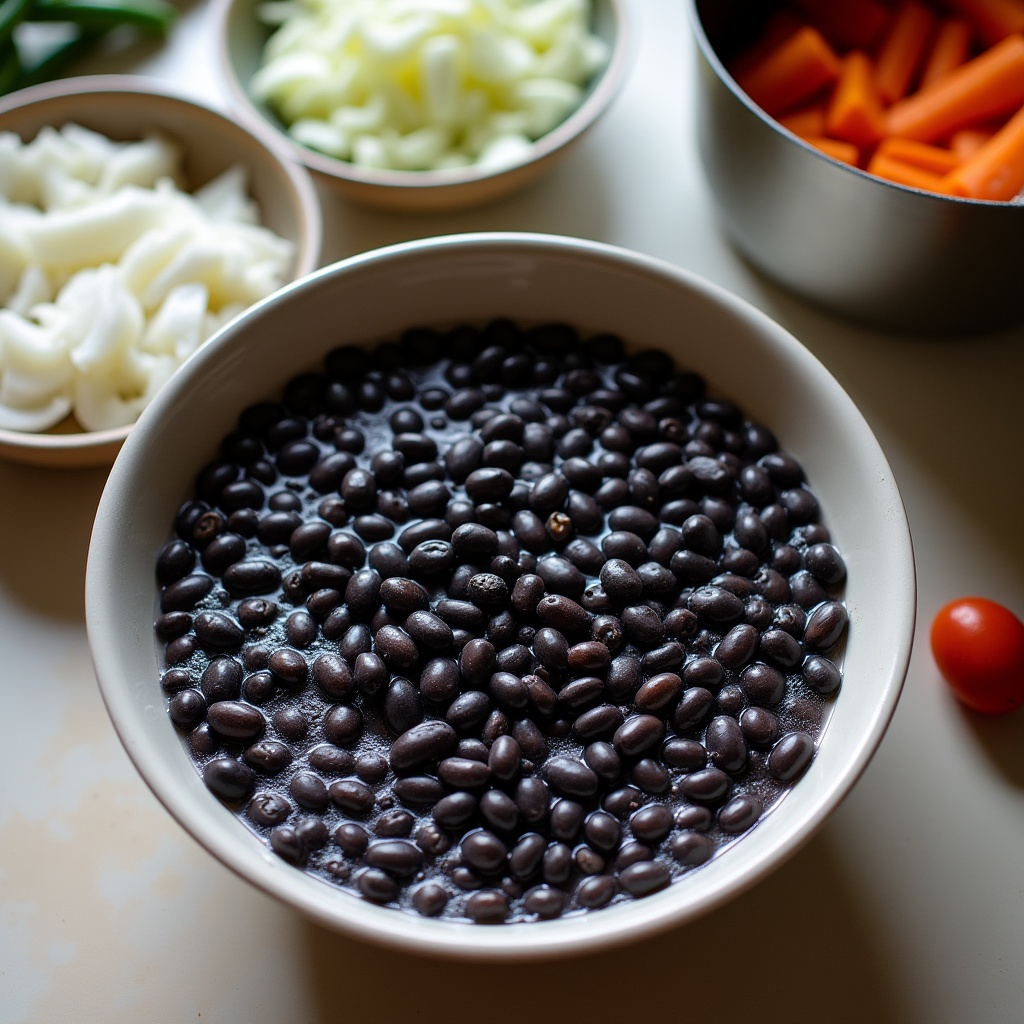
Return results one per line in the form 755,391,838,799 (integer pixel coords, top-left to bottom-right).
0,75,323,469
214,0,629,211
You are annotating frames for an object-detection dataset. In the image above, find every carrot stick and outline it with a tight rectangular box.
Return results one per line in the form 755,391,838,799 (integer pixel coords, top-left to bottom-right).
867,152,954,191
875,1,938,102
943,103,1024,197
734,26,842,117
877,136,963,172
919,18,972,88
778,102,827,137
826,52,887,146
943,0,1024,47
950,123,999,155
788,0,894,49
884,32,1024,141
804,135,861,164
729,9,808,80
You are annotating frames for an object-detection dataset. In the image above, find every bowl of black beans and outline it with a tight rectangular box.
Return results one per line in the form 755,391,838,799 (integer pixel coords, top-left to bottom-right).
87,232,915,959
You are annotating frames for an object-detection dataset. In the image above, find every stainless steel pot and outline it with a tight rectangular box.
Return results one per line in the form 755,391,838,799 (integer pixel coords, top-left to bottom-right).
687,0,1024,333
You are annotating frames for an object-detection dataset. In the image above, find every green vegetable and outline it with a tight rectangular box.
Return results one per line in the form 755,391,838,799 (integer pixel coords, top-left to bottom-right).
30,0,176,35
0,0,34,49
0,38,23,93
13,26,102,90
0,0,177,96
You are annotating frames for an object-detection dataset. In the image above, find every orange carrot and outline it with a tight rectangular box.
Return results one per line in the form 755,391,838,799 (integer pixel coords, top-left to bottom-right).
943,103,1024,197
788,0,894,49
884,32,1024,140
804,135,861,163
877,136,963,172
875,1,938,102
919,18,972,88
729,10,808,80
867,152,954,191
950,123,1000,155
826,52,887,146
778,102,828,136
943,0,1024,46
734,26,842,116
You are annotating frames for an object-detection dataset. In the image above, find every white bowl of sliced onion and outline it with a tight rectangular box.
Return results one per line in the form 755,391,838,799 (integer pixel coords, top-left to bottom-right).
213,0,629,212
0,75,322,468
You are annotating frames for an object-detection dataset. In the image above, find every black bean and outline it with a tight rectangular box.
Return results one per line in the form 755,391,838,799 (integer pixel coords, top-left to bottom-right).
203,757,254,802
804,601,849,650
769,732,815,782
344,569,382,618
438,756,491,790
760,628,804,670
544,757,599,800
679,767,731,806
630,804,673,844
459,638,496,686
506,833,546,879
705,715,748,774
718,794,763,834
200,657,243,703
288,771,328,811
613,715,665,758
323,704,362,747
208,701,265,741
393,776,445,808
376,577,427,614
479,790,520,834
364,839,423,878
802,654,842,694
466,890,508,923
714,623,760,670
389,721,458,774
446,691,492,735
619,860,670,897
631,758,670,794
621,605,665,645
329,778,376,815
412,882,449,917
308,744,354,775
161,573,215,612
436,599,484,632
688,586,744,626
461,830,508,875
311,653,354,701
248,792,292,827
669,831,714,867
739,707,781,749
739,662,787,707
467,572,509,610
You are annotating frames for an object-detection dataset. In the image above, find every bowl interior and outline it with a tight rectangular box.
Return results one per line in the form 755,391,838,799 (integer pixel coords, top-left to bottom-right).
0,76,322,468
214,0,626,207
87,233,915,960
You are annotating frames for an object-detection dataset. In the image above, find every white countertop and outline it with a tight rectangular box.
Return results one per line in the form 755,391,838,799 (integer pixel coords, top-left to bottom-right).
2,2,1023,1021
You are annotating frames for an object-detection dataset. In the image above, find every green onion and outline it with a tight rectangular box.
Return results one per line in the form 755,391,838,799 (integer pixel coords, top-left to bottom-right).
9,26,104,91
30,0,176,35
0,0,34,49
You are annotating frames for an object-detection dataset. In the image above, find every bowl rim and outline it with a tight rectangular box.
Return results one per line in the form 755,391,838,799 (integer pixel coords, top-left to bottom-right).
683,0,1024,209
86,231,916,960
0,73,323,460
211,0,631,190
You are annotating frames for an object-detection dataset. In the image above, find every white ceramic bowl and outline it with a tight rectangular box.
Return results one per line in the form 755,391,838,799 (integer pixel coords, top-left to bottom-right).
0,75,323,469
212,0,629,212
86,233,915,960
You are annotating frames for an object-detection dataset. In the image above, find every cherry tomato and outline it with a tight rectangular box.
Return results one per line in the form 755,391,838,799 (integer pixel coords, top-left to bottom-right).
930,597,1024,715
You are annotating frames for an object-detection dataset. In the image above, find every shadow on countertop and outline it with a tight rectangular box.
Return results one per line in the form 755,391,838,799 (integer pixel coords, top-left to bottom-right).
0,461,109,622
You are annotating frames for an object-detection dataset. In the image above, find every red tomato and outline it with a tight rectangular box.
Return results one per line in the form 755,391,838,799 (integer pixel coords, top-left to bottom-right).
930,597,1024,715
